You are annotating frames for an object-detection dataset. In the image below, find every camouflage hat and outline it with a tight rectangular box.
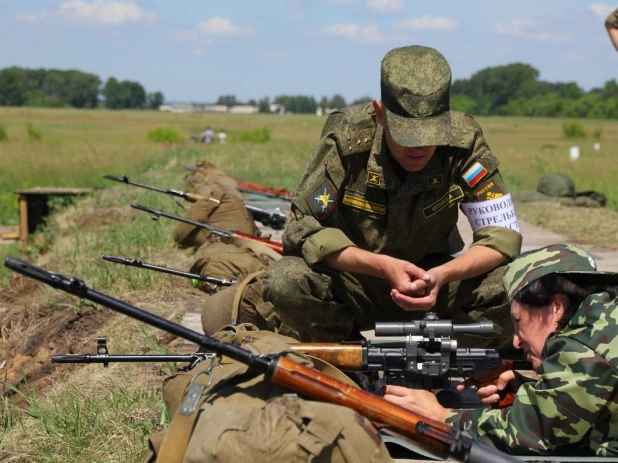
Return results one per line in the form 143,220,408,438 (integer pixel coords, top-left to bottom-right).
503,243,618,301
380,45,451,147
537,173,575,198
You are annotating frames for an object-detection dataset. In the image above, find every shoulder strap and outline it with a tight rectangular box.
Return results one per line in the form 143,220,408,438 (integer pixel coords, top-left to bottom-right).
231,271,267,325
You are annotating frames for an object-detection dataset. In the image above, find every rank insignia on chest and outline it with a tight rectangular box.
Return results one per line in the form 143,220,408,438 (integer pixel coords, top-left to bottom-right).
462,162,488,187
305,179,338,220
473,179,504,201
367,171,382,187
426,175,443,188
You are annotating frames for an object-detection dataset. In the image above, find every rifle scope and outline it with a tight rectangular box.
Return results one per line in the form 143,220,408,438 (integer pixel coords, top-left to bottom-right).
375,313,493,338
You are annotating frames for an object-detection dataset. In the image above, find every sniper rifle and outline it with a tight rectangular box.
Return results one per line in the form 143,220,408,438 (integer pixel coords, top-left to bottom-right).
102,173,287,230
131,203,284,254
4,257,521,463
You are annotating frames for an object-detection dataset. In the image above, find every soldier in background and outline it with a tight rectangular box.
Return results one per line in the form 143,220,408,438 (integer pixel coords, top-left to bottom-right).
513,173,606,208
263,45,523,346
606,7,618,51
171,179,258,249
384,244,618,456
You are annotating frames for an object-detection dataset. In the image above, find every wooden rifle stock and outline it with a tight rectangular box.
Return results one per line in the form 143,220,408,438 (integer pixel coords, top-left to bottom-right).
272,356,445,455
291,343,365,370
232,178,294,199
232,230,284,254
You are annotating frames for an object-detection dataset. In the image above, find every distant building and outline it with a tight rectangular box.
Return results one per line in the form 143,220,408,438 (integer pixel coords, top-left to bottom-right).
229,105,259,114
159,103,271,115
205,105,229,113
316,106,335,116
159,103,194,113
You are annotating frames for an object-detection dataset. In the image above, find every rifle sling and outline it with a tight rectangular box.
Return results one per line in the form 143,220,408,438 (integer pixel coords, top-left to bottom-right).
231,271,267,325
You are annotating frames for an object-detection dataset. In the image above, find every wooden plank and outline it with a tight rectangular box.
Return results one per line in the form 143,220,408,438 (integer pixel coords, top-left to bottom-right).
18,195,28,243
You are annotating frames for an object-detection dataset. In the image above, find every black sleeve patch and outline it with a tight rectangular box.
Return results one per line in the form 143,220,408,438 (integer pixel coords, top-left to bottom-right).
305,179,338,220
473,179,505,201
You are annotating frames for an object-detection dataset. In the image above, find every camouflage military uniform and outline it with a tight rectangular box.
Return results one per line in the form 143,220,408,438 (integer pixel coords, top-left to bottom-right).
263,102,522,343
447,244,618,456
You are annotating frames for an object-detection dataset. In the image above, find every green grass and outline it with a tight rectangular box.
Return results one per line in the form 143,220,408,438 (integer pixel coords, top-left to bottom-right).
1,370,163,463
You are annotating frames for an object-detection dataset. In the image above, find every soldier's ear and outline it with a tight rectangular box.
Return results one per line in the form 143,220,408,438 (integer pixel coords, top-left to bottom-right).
551,294,566,325
373,100,386,126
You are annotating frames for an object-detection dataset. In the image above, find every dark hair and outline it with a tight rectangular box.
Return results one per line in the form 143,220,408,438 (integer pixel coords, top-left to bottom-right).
513,274,618,330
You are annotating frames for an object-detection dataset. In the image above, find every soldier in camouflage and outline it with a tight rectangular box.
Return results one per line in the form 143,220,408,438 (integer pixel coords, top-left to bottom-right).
384,243,618,456
263,45,522,344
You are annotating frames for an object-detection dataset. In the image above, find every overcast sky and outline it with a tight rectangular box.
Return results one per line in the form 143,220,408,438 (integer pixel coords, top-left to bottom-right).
1,0,616,103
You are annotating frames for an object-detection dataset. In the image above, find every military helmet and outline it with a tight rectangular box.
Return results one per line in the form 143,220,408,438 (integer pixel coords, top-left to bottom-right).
503,243,618,301
537,173,575,198
380,45,452,148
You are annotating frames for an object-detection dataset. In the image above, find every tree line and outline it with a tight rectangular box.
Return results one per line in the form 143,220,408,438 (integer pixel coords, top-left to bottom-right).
4,63,617,118
219,63,618,119
0,66,164,109
216,94,372,114
450,63,618,119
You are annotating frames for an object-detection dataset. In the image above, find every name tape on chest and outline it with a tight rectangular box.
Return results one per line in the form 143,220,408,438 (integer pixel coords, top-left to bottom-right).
460,193,520,232
342,193,386,215
305,179,338,220
422,185,464,218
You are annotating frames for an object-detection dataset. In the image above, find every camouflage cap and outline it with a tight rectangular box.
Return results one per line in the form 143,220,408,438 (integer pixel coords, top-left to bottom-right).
503,243,618,301
381,45,451,147
537,173,575,198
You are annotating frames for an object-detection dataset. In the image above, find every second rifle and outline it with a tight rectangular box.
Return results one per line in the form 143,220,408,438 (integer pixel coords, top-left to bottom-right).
101,254,237,288
131,203,284,254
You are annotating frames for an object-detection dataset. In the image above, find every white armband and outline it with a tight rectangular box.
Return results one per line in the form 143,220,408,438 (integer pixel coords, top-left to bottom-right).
460,193,520,232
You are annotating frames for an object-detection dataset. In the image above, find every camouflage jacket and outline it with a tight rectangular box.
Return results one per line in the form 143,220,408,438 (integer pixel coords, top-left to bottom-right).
446,292,618,456
283,103,522,266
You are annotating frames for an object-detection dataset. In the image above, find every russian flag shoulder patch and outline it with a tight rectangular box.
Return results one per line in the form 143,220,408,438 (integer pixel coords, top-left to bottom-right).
462,162,488,187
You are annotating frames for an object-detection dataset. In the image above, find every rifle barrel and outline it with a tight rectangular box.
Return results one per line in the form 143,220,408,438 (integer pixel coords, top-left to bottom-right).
52,354,204,363
103,173,190,200
4,257,521,463
101,254,236,285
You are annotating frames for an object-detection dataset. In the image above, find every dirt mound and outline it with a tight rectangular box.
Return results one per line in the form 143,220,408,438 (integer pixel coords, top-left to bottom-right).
76,207,137,231
0,290,116,394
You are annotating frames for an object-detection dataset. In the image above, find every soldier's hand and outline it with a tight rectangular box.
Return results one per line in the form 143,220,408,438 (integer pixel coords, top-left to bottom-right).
456,370,520,406
383,259,432,297
383,385,450,423
389,269,442,311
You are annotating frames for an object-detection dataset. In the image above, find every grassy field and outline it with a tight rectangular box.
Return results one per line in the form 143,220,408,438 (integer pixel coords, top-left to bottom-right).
1,108,617,224
1,107,618,462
